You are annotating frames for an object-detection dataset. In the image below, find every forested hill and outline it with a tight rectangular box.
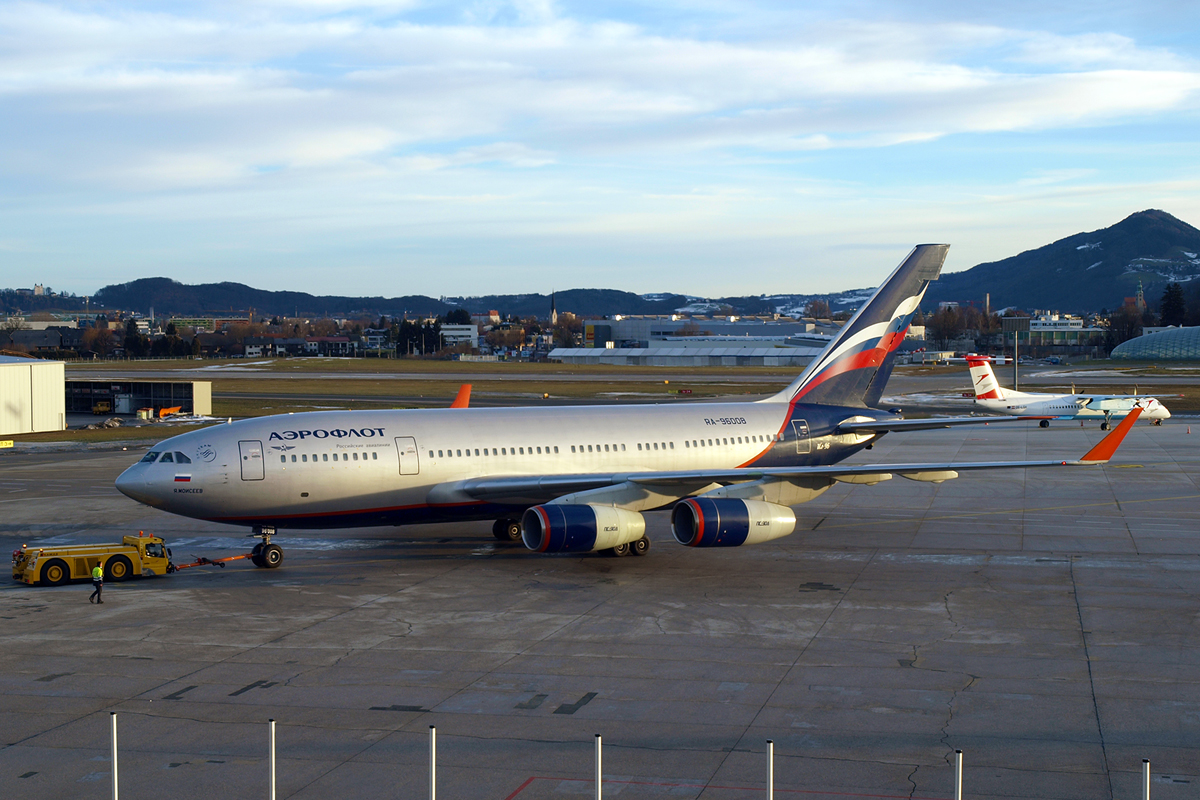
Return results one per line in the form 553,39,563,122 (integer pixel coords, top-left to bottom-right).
88,280,695,319
923,209,1200,312
92,278,450,318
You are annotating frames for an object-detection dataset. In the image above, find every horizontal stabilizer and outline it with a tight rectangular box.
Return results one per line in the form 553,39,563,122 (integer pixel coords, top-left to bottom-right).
837,415,1052,434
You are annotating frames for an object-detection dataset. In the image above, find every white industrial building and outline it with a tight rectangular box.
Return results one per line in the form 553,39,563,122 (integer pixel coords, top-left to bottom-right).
548,344,826,367
0,356,66,436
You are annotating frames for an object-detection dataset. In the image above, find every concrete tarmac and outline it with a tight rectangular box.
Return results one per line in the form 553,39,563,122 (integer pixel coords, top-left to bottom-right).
2,420,1199,799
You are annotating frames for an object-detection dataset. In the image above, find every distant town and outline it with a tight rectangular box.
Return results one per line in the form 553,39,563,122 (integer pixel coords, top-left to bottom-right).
0,276,1190,365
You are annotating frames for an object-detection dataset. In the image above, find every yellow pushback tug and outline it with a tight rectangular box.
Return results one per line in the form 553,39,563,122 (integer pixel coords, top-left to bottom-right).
12,532,171,585
12,533,255,585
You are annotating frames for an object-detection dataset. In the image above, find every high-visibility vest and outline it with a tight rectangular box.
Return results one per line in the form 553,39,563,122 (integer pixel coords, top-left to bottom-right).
92,565,103,581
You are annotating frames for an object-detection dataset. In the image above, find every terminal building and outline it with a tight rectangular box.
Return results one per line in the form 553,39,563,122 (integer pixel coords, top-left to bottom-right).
1111,326,1200,360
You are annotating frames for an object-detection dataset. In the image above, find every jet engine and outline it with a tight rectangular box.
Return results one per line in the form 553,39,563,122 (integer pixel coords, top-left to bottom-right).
522,504,647,553
671,498,796,547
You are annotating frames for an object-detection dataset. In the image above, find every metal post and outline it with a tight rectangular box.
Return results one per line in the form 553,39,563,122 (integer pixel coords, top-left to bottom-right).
766,740,774,800
268,719,276,800
110,712,118,800
1143,758,1150,800
595,734,602,800
1013,333,1019,391
429,725,436,800
954,749,963,800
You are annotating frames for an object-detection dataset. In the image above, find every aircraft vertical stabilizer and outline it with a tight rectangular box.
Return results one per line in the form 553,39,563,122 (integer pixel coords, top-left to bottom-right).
966,356,1006,400
768,244,947,408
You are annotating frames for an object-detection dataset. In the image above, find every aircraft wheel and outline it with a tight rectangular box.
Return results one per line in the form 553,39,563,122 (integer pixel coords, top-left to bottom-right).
609,542,631,557
631,537,651,556
1038,420,1050,428
492,519,522,542
1101,422,1110,431
251,542,265,567
260,544,284,569
1153,419,1162,426
42,558,69,586
105,555,133,582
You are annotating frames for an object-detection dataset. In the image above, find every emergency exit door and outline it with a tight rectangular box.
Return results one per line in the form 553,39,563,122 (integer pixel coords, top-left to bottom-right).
238,440,265,480
395,437,420,475
791,420,811,455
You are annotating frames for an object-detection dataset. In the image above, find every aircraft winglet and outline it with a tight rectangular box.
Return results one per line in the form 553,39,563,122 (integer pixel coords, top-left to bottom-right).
450,384,472,409
1079,405,1142,463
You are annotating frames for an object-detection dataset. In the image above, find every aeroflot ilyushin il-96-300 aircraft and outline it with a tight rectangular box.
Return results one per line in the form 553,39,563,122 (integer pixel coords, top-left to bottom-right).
115,245,1145,568
966,355,1170,429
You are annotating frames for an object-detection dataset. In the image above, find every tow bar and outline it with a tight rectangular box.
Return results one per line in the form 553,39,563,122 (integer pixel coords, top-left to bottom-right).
167,552,256,573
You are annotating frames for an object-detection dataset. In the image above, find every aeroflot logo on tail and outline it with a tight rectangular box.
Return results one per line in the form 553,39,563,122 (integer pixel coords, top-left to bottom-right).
269,427,386,441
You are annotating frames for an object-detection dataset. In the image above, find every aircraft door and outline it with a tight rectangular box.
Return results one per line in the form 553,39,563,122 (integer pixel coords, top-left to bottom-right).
238,440,265,481
791,420,811,454
395,437,420,475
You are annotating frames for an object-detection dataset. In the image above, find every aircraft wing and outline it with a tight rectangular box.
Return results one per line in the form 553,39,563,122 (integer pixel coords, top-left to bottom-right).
1073,393,1177,401
836,415,1051,434
458,408,1141,505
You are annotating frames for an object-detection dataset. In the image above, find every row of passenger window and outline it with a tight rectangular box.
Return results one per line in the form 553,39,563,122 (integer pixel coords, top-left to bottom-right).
433,446,561,458
430,434,773,460
684,434,770,448
281,451,378,464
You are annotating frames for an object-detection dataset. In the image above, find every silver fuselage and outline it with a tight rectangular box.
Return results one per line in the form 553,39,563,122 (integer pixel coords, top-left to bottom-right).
115,399,880,529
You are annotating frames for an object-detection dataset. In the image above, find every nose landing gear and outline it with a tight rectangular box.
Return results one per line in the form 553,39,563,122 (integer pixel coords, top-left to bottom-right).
250,526,284,569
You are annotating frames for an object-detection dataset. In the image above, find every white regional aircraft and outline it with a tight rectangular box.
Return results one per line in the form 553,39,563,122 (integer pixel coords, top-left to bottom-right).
966,356,1170,430
116,245,1143,568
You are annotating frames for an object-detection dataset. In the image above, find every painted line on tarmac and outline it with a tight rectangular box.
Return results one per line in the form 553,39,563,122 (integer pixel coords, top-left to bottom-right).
502,775,946,800
814,493,1200,530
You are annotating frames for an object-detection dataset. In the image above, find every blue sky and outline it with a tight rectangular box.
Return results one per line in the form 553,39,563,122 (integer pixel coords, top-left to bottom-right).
4,0,1199,298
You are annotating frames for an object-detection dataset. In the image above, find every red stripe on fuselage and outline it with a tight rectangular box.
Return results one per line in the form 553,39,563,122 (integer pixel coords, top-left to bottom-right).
772,325,908,443
208,499,487,523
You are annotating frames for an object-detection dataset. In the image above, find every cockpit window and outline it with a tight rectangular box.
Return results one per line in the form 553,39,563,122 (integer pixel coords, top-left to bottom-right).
159,452,174,463
174,452,192,464
140,451,160,463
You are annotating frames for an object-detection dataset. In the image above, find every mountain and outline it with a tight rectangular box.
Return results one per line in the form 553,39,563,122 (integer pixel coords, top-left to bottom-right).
93,278,451,318
922,210,1200,313
446,289,690,318
66,210,1200,319
88,280,732,319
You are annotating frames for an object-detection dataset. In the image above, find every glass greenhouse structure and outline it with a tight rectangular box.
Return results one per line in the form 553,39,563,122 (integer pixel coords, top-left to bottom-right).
1111,327,1200,360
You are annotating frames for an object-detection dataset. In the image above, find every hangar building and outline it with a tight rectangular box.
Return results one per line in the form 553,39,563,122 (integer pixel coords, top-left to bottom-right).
0,356,66,436
1111,326,1200,360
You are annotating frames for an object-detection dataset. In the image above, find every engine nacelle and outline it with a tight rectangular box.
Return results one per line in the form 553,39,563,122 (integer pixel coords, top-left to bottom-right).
522,504,646,553
671,498,797,547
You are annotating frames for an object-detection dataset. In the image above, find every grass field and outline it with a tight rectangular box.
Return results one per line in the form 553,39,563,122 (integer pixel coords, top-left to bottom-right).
6,358,1194,446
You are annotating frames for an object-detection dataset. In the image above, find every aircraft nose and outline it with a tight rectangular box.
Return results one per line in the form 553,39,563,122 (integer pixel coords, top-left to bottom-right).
115,467,161,506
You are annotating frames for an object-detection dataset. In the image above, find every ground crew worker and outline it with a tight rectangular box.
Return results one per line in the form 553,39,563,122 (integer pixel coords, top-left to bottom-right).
89,563,104,604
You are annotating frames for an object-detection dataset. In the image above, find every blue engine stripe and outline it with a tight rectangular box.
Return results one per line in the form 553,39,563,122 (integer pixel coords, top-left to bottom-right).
692,498,750,547
540,504,599,553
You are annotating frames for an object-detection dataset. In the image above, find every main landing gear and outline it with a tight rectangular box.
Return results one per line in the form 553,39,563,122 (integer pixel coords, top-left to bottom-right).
607,537,651,558
492,518,523,543
250,526,284,569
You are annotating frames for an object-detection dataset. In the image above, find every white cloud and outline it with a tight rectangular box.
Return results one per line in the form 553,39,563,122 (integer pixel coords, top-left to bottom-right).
2,2,1200,295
